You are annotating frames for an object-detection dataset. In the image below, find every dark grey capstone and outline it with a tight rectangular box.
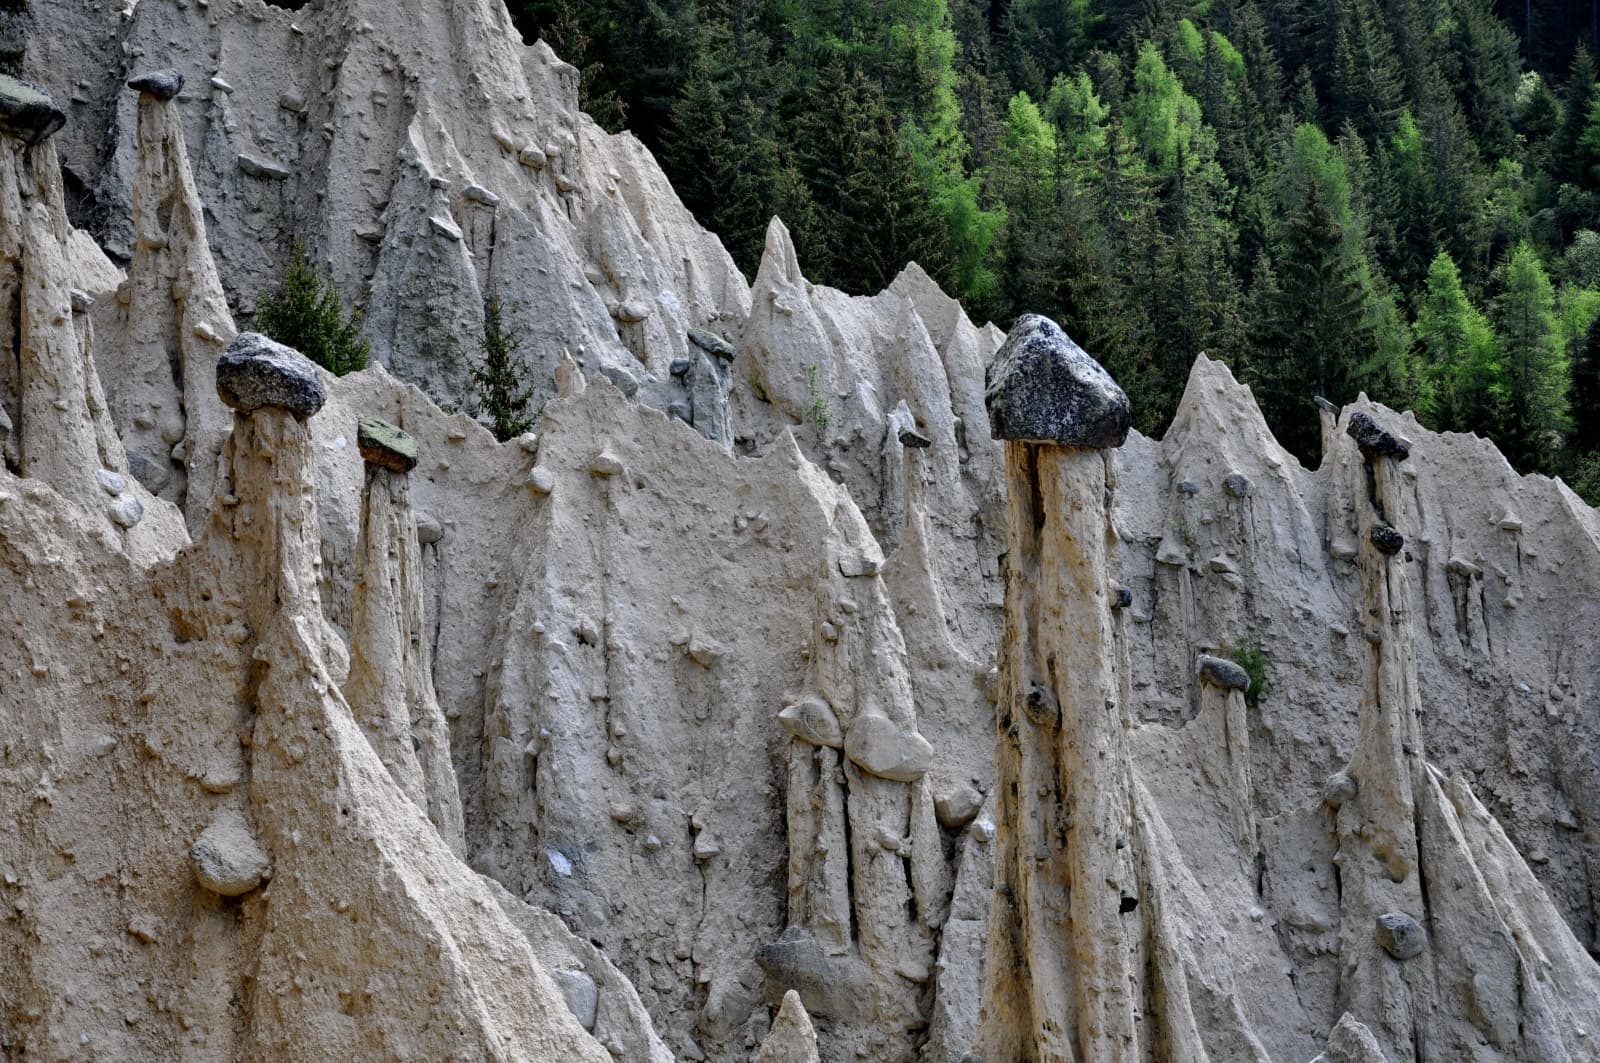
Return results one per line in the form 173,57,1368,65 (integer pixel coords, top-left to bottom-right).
127,70,185,101
1223,472,1253,498
897,425,932,449
1376,912,1426,960
687,327,736,361
1112,583,1133,609
216,332,326,418
1314,395,1339,415
0,75,66,146
1370,522,1405,556
1346,411,1412,461
985,314,1131,447
669,358,692,378
357,417,417,472
1177,479,1200,496
1197,654,1251,692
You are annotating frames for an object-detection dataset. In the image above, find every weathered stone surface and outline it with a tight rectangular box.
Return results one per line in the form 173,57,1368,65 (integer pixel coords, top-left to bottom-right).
357,417,418,472
1197,654,1251,692
1370,522,1404,556
843,714,933,782
985,314,1130,447
777,695,843,748
189,812,270,897
0,75,65,145
1346,411,1411,461
126,70,184,100
216,332,327,417
1375,912,1426,960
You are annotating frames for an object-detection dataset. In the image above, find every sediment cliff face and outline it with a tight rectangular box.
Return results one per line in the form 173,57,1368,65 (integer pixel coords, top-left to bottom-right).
3,5,1600,1062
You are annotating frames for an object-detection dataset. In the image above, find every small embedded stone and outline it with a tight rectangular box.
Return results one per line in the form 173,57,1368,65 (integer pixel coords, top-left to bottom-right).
1111,582,1133,609
614,299,652,323
552,970,598,1031
127,69,185,101
985,314,1131,447
0,75,65,145
1223,472,1253,498
462,183,499,206
590,451,624,477
96,469,127,496
687,635,722,668
216,332,326,417
1197,654,1250,692
1370,522,1404,556
777,695,843,748
1022,682,1060,727
70,289,94,314
669,358,693,377
236,154,291,180
528,467,556,494
415,511,443,544
356,417,417,472
844,714,933,783
1375,911,1426,960
190,813,270,897
934,785,982,830
687,327,736,361
1322,771,1357,809
1346,411,1411,461
108,494,144,530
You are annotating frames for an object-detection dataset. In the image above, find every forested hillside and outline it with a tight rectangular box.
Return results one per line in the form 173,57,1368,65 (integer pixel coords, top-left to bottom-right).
513,0,1600,490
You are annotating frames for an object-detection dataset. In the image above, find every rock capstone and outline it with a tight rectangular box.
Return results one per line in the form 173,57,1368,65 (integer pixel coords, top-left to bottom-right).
1197,654,1250,692
843,714,934,782
126,70,185,100
1370,522,1405,556
0,75,66,145
1375,912,1426,960
985,314,1131,447
357,417,418,472
216,333,327,418
1346,411,1412,461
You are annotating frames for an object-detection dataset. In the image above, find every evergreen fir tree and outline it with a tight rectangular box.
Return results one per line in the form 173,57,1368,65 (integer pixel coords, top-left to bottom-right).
255,244,370,376
470,300,536,443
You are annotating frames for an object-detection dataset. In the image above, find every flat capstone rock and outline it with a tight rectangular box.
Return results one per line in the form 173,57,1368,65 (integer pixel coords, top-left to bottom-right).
216,332,327,418
985,314,1131,447
357,417,418,472
127,70,185,101
687,327,736,361
0,75,66,146
1346,411,1411,461
1197,654,1251,692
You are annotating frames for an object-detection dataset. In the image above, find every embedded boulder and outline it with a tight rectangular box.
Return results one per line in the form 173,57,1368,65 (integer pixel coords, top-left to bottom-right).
1197,654,1251,692
1345,411,1411,461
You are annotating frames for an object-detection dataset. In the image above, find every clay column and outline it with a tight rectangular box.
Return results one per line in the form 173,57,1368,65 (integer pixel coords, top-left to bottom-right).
977,315,1138,1063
